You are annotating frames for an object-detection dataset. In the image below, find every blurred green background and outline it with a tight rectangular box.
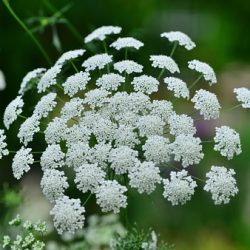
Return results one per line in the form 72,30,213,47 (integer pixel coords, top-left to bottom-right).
1,0,250,249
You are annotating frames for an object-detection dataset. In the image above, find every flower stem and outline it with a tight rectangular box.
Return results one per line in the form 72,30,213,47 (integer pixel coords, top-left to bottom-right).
103,41,110,73
157,68,165,80
170,41,178,57
224,103,242,112
188,74,203,90
83,193,92,206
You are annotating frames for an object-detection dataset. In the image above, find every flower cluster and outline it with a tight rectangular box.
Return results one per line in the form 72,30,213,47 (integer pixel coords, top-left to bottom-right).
0,25,243,235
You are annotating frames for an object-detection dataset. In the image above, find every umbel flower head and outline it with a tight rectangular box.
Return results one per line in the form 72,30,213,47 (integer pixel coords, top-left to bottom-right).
1,25,244,234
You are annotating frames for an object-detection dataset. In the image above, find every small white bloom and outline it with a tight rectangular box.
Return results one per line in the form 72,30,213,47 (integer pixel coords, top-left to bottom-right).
12,147,34,179
37,64,62,93
214,126,241,160
55,49,85,65
41,169,69,203
188,59,217,85
113,60,143,74
163,170,197,205
4,96,24,129
161,31,196,50
114,125,140,147
84,89,110,109
74,163,105,193
96,73,125,91
63,71,90,97
50,196,85,234
150,100,174,122
234,87,250,108
0,70,6,90
150,55,180,73
95,180,127,213
131,75,159,94
141,231,158,250
164,77,189,99
60,97,84,120
110,37,144,50
171,134,204,167
0,129,9,159
204,166,238,205
129,161,162,194
82,54,113,71
84,26,122,43
191,89,221,120
128,92,151,114
143,135,171,164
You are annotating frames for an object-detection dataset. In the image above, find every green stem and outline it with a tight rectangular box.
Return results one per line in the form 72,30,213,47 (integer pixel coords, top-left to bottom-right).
224,103,242,112
70,60,79,73
2,0,52,66
125,48,128,60
103,41,110,73
157,68,165,80
83,193,92,206
170,41,178,57
172,166,205,182
189,74,203,90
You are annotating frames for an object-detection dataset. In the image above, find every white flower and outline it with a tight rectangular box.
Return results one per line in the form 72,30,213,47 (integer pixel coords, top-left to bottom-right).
110,37,144,50
37,64,62,93
50,196,85,234
114,125,140,147
33,93,57,118
60,97,84,120
17,115,40,146
204,166,238,205
143,135,171,164
95,180,127,213
109,146,139,174
0,129,9,159
171,134,204,167
12,147,34,179
55,49,85,65
141,231,158,250
84,89,110,109
164,77,189,99
74,163,105,193
168,114,196,136
137,115,165,137
191,89,221,120
150,100,174,122
234,87,250,108
128,161,162,194
84,26,122,43
214,126,241,160
0,70,6,90
131,75,159,94
113,60,143,74
163,170,197,205
4,96,24,129
150,55,180,73
18,68,46,95
188,59,217,85
41,169,69,203
63,71,90,97
127,92,151,114
40,144,65,170
82,54,113,71
161,31,196,50
96,73,125,91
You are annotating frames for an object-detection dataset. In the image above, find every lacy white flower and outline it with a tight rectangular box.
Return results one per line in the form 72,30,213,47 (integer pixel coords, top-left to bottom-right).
82,53,113,71
40,144,65,170
18,68,46,95
127,92,151,114
188,59,217,85
0,129,9,159
55,49,85,65
60,97,84,120
84,89,110,109
191,89,221,120
110,37,144,50
109,146,139,174
95,180,127,213
214,126,242,160
143,135,171,164
171,134,204,167
161,31,196,50
150,100,174,122
37,64,62,93
0,70,6,91
63,71,90,97
234,87,250,108
141,231,158,250
114,125,140,147
168,114,196,136
96,73,125,91
150,55,180,73
84,26,122,43
204,166,238,205
41,169,69,203
131,75,159,94
113,60,143,74
74,163,105,193
12,147,34,179
50,196,85,234
163,170,197,205
33,93,57,118
128,161,162,194
17,115,40,146
164,77,189,99
4,96,24,129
